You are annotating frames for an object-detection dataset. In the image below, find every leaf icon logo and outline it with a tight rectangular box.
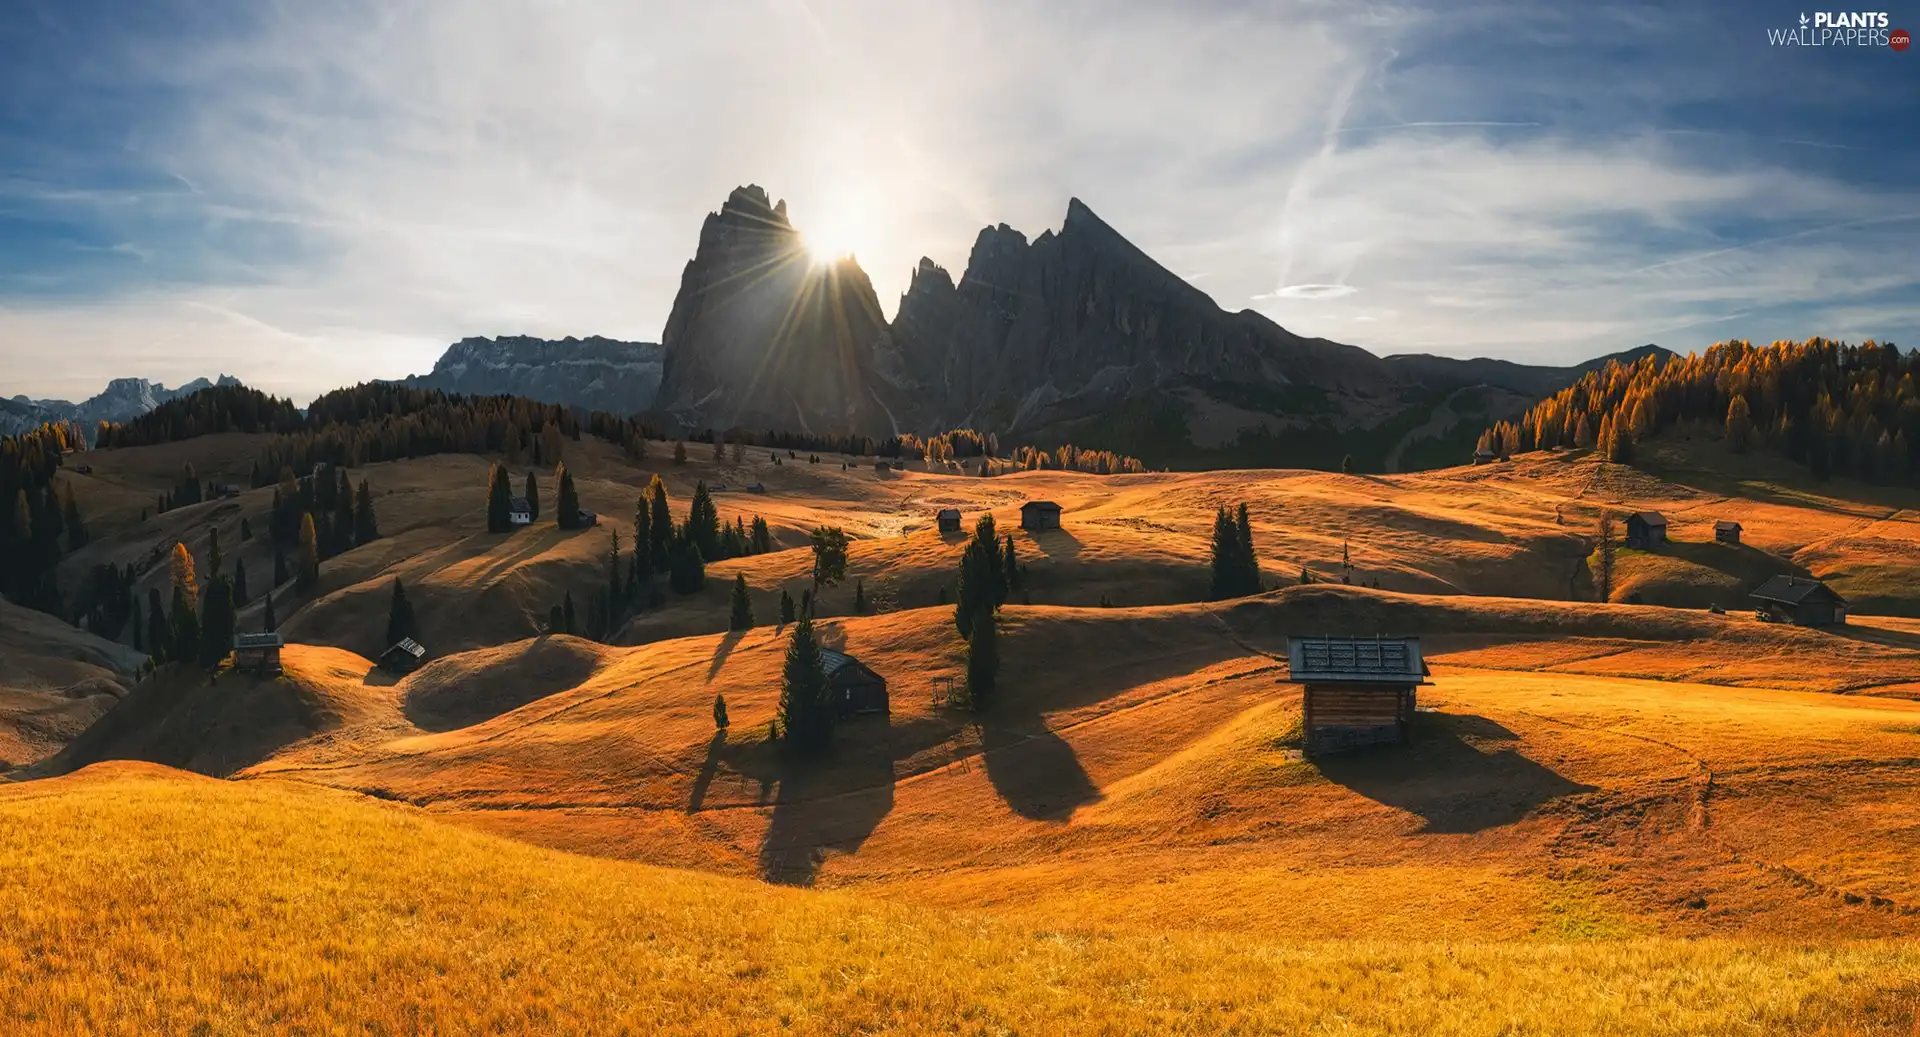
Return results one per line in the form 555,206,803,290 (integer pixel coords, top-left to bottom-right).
1799,11,1810,24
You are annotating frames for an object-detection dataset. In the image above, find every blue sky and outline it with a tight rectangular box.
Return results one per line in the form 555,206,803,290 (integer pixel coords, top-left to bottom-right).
2,0,1916,401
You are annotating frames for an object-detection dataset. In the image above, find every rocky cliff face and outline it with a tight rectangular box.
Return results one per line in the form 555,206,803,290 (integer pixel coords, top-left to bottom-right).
1,375,241,438
400,335,663,415
890,199,1399,437
654,185,907,435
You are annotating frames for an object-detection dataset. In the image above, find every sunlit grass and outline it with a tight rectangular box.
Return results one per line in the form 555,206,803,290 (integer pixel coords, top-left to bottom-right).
2,764,1915,1035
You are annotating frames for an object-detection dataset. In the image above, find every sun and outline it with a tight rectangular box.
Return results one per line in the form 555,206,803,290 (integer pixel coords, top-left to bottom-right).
799,202,872,266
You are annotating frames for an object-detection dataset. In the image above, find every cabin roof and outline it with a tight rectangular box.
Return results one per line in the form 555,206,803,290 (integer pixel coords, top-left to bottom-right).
386,637,426,658
1022,499,1061,512
1715,520,1742,531
1284,635,1430,684
1630,511,1667,526
1750,575,1844,606
819,649,881,682
937,508,961,519
234,632,284,649
509,497,531,511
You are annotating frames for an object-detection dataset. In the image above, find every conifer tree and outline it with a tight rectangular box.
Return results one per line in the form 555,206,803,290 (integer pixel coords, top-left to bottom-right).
779,588,796,625
486,463,512,533
1725,394,1754,453
61,484,87,550
169,586,200,667
631,495,652,593
728,573,754,631
240,517,252,542
965,604,999,710
672,440,688,465
1595,512,1618,603
146,587,170,662
853,578,867,613
606,528,623,616
1341,454,1354,475
206,529,223,591
648,476,673,572
548,604,565,633
750,516,773,554
668,530,706,594
273,547,289,587
1236,504,1258,592
131,596,143,652
688,481,721,559
779,611,833,755
713,693,729,730
555,463,581,529
809,526,849,591
296,512,320,590
1207,508,1238,600
385,578,417,647
524,470,540,523
354,479,379,545
263,590,277,633
199,577,235,668
563,590,577,635
1003,533,1020,592
233,559,249,605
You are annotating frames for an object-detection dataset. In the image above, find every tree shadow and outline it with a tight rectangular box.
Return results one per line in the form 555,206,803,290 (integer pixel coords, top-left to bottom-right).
687,729,725,813
1313,712,1595,834
706,630,744,682
1024,526,1082,561
977,714,1102,821
742,715,955,887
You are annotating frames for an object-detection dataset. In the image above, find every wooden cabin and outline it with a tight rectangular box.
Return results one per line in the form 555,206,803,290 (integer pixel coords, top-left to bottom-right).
747,482,767,494
1625,511,1667,548
508,497,533,526
575,509,598,528
1751,575,1847,627
232,632,285,675
1714,520,1742,545
820,650,888,717
1020,500,1062,532
1473,446,1495,465
874,461,891,473
380,637,427,674
936,508,962,534
1284,635,1431,756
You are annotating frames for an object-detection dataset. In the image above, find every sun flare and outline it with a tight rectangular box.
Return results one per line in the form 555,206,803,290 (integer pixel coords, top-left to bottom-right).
799,202,872,266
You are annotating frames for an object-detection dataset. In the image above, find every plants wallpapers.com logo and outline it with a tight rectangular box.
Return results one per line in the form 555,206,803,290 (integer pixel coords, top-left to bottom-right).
1767,11,1909,46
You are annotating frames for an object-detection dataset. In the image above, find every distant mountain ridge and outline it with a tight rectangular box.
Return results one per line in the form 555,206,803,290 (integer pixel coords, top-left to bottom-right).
1,375,242,438
396,335,663,416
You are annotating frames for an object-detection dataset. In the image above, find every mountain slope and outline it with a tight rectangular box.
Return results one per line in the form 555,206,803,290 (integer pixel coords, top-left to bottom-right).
398,335,663,415
1,375,242,438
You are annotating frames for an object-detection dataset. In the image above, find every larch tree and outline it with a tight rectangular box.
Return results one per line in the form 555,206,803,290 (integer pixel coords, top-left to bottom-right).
385,578,417,647
354,479,379,545
170,541,198,605
524,469,541,523
233,559,249,605
296,512,320,591
486,463,512,533
555,463,581,529
1595,511,1618,603
198,577,235,669
728,573,754,631
779,611,833,755
647,476,673,572
262,589,277,633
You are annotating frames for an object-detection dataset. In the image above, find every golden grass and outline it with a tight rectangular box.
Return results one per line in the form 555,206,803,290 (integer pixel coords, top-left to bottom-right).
2,763,1916,1036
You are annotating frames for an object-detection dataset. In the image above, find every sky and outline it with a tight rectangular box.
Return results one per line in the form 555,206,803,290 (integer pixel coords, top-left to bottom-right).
2,0,1917,403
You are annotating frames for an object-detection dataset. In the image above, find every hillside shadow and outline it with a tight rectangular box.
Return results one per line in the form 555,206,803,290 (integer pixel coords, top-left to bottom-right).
742,715,955,887
402,635,602,733
1025,527,1082,561
706,631,744,682
361,665,401,688
1314,712,1595,834
978,716,1101,821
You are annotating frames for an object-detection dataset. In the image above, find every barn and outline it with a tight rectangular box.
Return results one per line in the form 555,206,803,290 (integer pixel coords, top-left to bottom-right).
1020,500,1062,531
1714,520,1742,545
1284,635,1430,756
1625,511,1668,548
232,632,285,675
936,508,962,534
820,650,888,717
380,637,427,674
1751,575,1847,627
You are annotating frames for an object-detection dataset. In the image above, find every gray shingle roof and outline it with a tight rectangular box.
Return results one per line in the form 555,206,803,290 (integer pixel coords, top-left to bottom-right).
1750,575,1844,606
234,632,284,649
1285,636,1430,684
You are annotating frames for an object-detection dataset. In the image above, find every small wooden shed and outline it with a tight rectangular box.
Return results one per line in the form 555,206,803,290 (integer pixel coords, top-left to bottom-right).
1284,635,1431,756
1020,500,1062,532
1714,520,1742,545
232,632,285,675
1625,511,1667,548
508,497,533,526
936,508,962,534
821,650,888,717
1751,575,1847,627
575,509,598,528
1473,446,1495,465
380,637,427,674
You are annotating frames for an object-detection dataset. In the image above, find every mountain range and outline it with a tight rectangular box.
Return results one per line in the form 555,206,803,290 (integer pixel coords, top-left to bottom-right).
1,375,243,439
396,335,664,415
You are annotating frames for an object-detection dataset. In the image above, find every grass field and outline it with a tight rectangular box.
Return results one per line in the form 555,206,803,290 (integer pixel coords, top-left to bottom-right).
3,763,1916,1035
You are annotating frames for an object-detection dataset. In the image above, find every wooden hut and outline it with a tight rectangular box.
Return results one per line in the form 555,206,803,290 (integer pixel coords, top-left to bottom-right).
1751,575,1847,627
508,497,533,526
380,637,427,674
1625,511,1667,548
936,508,962,534
1020,500,1062,532
1714,520,1742,545
575,509,598,528
820,650,888,717
1284,635,1430,756
1473,446,1495,465
232,632,284,675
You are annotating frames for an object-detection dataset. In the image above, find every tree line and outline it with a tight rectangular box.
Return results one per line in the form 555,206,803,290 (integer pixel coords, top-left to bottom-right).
1,422,89,616
1482,338,1920,484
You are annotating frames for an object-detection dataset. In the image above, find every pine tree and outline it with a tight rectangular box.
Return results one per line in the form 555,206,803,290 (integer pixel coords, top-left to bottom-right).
263,590,277,632
631,495,652,594
486,463,512,533
779,611,833,755
1595,512,1618,603
273,547,289,587
1207,508,1238,600
809,526,849,590
779,589,796,625
548,604,565,633
672,440,688,465
1341,454,1355,475
555,463,581,529
170,542,198,604
606,528,623,617
750,516,773,554
965,605,999,710
240,517,252,541
169,586,200,667
385,578,417,647
199,577,235,668
728,573,754,631
354,479,379,545
713,693,729,730
61,483,87,550
524,469,540,523
563,590,577,635
233,559,249,605
688,481,720,559
130,596,144,652
146,587,170,662
648,476,673,572
668,530,706,594
1236,504,1258,593
1002,533,1021,592
296,512,320,591
853,578,867,614
206,529,223,591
